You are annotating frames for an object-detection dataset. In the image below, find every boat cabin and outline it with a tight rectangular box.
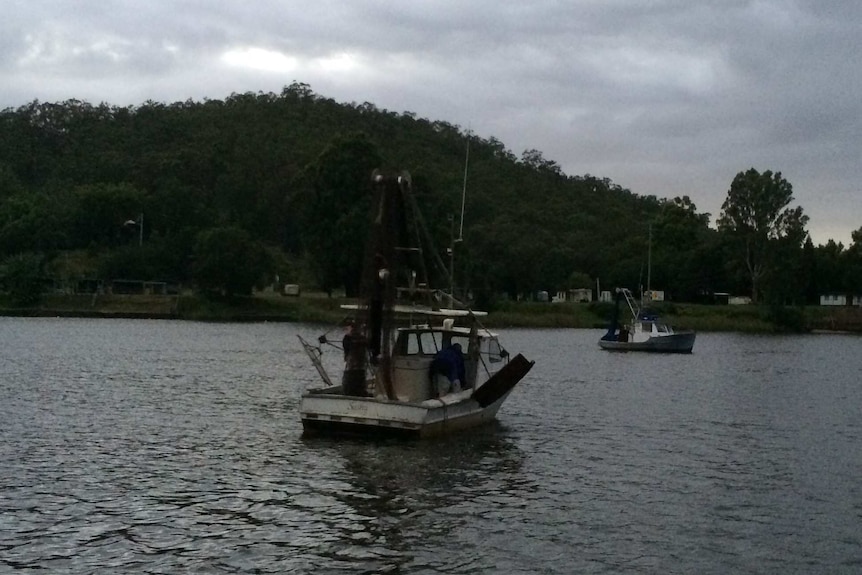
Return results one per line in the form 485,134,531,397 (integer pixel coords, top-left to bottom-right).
390,323,506,402
631,311,674,336
634,319,673,335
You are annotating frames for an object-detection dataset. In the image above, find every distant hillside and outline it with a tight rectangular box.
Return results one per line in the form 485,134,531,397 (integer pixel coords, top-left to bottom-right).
0,82,809,304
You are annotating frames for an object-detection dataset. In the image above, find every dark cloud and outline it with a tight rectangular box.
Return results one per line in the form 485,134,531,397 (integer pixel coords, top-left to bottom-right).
2,0,860,243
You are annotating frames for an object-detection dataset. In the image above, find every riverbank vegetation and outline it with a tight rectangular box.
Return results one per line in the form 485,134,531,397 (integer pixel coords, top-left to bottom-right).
3,291,861,334
1,84,861,326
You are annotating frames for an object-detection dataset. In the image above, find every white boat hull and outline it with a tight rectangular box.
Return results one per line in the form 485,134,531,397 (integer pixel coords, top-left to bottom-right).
301,389,509,438
598,331,696,353
301,353,534,438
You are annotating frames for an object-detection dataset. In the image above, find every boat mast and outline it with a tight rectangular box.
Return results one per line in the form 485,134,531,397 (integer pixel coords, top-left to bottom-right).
363,171,416,399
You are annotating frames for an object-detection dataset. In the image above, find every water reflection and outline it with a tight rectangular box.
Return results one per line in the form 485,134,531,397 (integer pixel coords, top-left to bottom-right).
3,319,862,573
297,423,526,573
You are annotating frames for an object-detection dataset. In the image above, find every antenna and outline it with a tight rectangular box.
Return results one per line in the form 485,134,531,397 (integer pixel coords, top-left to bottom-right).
458,132,470,241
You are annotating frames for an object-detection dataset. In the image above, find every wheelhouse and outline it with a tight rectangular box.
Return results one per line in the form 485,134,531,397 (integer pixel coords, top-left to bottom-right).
388,324,506,402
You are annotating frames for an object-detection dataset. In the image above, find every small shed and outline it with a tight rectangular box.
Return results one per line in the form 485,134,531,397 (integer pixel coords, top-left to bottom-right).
713,292,730,305
820,294,847,306
644,290,665,302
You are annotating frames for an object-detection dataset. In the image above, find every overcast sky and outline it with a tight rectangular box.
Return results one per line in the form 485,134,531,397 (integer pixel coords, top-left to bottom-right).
3,1,860,244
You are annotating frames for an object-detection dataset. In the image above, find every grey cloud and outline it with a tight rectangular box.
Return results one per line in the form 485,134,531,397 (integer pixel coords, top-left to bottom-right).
1,0,860,243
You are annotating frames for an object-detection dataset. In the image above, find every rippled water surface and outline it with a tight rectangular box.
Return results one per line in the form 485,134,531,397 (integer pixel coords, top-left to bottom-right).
1,318,861,573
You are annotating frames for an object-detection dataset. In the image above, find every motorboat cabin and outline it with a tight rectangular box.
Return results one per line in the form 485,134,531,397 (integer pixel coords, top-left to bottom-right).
390,321,507,402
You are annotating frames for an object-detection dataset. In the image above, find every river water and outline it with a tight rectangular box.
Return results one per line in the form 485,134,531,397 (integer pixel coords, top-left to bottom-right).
1,317,860,574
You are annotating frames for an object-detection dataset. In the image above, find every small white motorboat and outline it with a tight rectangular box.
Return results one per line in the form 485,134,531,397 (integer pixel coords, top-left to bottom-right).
599,287,696,353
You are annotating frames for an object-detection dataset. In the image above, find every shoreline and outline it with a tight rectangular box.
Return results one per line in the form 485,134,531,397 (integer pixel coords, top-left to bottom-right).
2,293,862,333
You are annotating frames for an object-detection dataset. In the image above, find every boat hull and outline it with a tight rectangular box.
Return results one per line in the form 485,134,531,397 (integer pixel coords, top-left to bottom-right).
301,391,509,438
598,331,696,353
301,353,534,438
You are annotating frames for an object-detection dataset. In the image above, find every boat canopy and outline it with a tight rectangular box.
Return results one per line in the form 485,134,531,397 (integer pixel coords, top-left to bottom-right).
341,303,487,317
638,309,660,322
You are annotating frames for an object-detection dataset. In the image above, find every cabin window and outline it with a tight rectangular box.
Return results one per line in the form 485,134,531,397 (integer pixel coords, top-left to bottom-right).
486,338,503,363
404,333,421,355
418,331,444,354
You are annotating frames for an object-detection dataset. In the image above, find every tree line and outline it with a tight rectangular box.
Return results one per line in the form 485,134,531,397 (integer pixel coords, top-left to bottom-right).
1,82,860,307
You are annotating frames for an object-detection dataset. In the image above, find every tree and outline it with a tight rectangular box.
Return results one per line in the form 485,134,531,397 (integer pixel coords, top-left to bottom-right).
0,252,44,305
71,183,146,248
813,239,845,296
568,271,593,289
845,227,862,294
192,227,271,297
717,169,808,303
299,132,382,296
652,196,712,300
521,149,561,175
653,196,709,245
800,236,818,304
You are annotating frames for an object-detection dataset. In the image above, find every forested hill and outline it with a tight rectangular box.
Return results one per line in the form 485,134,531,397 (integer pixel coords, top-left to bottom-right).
2,82,851,306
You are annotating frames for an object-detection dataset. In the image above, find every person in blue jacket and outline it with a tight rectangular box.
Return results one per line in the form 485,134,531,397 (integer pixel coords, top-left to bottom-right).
430,343,466,396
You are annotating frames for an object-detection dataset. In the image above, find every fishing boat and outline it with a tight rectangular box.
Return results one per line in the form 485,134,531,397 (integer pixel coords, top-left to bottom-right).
599,287,696,353
298,171,534,438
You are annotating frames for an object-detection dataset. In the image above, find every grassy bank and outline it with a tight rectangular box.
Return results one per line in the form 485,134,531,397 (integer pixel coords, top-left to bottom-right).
2,293,861,333
485,300,776,331
0,292,348,323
